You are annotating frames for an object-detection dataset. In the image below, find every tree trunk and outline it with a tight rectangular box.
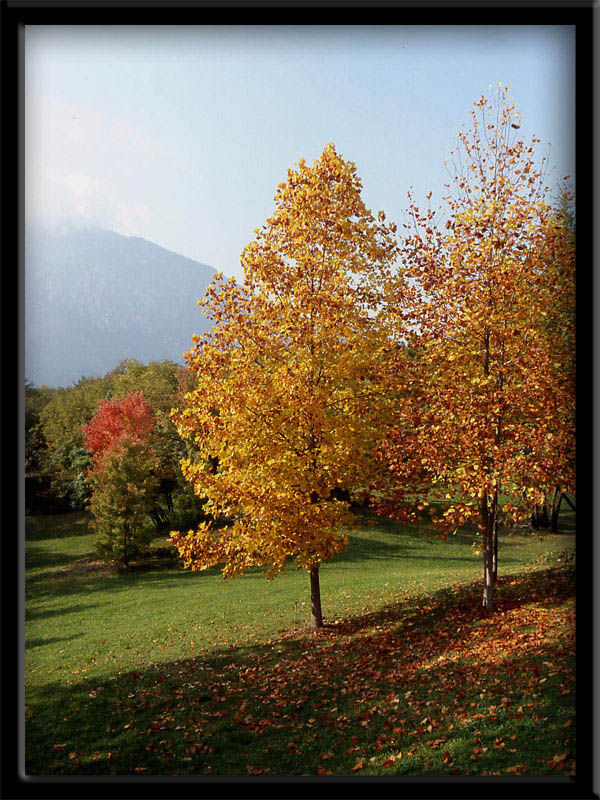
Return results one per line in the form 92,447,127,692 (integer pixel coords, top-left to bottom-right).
309,566,324,630
531,500,550,530
123,524,130,568
549,486,563,532
481,494,495,611
492,512,499,585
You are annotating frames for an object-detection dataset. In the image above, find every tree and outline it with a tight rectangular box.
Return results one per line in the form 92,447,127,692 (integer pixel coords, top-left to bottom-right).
25,380,53,476
88,441,160,568
25,380,57,512
170,143,398,629
36,360,201,520
81,390,156,467
380,86,575,611
83,391,161,566
38,374,117,508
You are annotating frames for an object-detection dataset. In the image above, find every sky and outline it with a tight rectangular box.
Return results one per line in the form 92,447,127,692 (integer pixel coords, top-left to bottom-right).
25,25,575,282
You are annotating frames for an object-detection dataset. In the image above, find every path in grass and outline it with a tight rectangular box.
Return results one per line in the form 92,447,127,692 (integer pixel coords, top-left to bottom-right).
25,510,575,775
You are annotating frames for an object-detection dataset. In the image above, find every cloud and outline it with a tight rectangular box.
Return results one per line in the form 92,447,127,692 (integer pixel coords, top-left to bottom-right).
25,95,182,234
30,169,152,232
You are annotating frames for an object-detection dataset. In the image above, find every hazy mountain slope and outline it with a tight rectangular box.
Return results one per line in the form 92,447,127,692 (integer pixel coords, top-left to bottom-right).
25,227,216,387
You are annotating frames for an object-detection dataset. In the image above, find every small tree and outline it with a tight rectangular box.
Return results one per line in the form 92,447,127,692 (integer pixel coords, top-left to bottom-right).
83,391,160,566
89,441,160,568
171,143,398,629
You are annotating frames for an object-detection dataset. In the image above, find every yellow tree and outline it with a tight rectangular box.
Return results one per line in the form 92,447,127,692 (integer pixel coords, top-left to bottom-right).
171,143,398,629
381,86,575,611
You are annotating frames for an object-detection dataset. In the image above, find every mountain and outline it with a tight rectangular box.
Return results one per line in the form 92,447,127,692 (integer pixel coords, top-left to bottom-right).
25,226,217,387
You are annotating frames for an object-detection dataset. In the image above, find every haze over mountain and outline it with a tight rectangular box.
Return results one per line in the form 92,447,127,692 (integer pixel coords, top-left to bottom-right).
25,226,217,387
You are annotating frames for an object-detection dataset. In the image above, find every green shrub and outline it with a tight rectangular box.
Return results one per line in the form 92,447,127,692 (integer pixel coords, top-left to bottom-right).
90,442,160,568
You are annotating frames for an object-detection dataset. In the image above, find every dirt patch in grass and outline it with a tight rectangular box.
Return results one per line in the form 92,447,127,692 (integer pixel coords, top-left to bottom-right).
57,559,108,577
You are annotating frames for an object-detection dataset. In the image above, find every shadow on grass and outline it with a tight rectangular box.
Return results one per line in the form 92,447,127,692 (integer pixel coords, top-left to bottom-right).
331,527,530,568
25,546,94,572
332,533,414,563
24,557,241,606
25,566,575,777
25,513,92,542
26,633,84,650
26,603,99,622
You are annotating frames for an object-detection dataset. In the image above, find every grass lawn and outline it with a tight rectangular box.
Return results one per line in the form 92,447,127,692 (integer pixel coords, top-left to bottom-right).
25,508,575,776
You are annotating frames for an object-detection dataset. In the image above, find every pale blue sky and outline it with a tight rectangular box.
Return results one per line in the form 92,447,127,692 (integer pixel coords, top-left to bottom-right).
26,25,575,281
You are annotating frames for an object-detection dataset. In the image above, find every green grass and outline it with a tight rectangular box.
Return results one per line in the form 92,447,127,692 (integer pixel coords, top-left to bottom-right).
25,508,575,776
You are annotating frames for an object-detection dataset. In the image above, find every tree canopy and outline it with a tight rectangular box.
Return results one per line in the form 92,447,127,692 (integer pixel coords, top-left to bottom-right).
379,86,575,610
170,143,400,628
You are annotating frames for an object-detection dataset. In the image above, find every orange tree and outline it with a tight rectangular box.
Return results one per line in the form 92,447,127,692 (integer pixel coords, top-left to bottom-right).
379,86,575,611
81,390,156,468
170,143,398,629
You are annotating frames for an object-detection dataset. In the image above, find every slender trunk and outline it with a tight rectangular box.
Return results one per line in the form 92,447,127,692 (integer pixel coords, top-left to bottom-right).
480,323,495,609
539,501,549,529
561,493,576,512
309,566,324,630
550,485,562,532
123,523,130,568
492,509,499,585
481,494,495,611
531,502,550,530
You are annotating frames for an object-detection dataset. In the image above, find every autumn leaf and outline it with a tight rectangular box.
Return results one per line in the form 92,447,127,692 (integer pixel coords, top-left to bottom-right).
550,753,568,766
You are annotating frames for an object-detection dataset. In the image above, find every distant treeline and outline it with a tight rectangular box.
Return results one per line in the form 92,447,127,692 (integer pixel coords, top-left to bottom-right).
25,358,202,529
